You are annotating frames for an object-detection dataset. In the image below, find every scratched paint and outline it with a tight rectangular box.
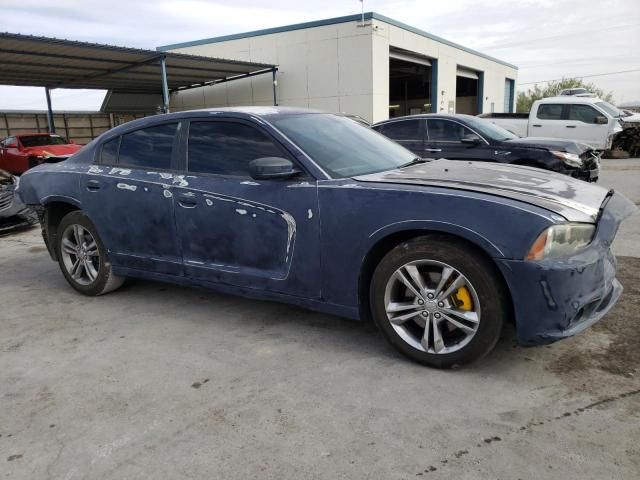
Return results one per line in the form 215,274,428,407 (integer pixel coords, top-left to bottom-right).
116,183,137,192
88,166,104,174
307,209,313,219
205,199,214,206
163,190,172,198
236,209,248,215
108,167,132,176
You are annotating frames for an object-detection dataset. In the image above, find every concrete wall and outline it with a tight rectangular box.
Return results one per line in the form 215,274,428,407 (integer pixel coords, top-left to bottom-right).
168,20,376,121
168,17,517,124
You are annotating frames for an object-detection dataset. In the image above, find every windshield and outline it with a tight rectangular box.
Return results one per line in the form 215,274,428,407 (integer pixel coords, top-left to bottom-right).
20,135,68,147
595,101,624,118
464,117,518,141
271,114,416,177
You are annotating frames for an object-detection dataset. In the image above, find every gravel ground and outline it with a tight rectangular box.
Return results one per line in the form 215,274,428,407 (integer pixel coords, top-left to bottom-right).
1,159,639,479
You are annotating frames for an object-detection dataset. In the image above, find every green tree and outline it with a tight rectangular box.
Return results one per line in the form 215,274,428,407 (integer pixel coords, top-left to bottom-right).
516,78,614,113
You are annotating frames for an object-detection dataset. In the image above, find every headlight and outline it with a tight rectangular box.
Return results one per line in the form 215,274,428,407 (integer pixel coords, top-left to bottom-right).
551,151,583,168
526,223,595,260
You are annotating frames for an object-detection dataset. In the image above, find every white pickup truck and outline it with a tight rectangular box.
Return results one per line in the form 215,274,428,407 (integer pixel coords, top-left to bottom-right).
480,96,640,151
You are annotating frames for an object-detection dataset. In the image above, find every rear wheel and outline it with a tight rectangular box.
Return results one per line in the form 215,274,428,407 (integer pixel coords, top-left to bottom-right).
370,236,508,368
55,211,124,296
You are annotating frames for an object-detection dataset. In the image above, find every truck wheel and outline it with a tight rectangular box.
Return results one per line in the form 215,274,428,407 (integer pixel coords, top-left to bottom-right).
55,211,124,296
370,235,509,368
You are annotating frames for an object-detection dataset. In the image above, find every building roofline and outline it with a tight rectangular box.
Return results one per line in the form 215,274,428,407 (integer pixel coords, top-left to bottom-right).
156,12,518,70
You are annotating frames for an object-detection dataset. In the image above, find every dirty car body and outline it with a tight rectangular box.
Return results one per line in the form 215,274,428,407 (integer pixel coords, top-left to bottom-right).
17,108,636,362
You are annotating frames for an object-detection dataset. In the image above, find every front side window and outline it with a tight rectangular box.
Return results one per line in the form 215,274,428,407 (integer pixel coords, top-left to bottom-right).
118,123,177,170
537,104,564,120
427,119,472,142
568,105,601,123
187,121,286,176
379,120,421,141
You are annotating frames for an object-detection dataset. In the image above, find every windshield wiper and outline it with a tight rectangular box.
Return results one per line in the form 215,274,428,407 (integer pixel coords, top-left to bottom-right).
399,157,429,168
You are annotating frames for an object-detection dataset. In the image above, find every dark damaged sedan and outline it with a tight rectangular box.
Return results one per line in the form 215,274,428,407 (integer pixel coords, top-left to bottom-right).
373,114,601,182
17,108,636,368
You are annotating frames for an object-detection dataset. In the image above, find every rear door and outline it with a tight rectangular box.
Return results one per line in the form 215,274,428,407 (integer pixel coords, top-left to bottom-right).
173,118,321,298
81,122,182,275
424,118,491,160
376,119,424,156
531,103,565,138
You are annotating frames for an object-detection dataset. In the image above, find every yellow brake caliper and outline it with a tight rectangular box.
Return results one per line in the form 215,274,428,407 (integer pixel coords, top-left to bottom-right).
454,286,473,311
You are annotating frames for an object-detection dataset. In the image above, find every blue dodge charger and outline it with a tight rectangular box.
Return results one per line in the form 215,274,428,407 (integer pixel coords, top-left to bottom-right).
17,107,636,368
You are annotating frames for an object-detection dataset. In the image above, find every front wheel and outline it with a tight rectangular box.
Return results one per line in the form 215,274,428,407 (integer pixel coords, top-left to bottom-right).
55,211,124,296
370,236,509,368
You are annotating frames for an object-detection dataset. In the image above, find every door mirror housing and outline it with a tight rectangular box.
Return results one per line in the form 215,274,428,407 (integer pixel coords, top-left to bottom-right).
5,141,18,148
249,157,300,180
595,115,608,125
461,134,483,145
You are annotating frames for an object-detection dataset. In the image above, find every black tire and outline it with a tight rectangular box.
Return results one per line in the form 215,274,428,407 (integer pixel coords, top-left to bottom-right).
370,235,509,368
55,211,124,296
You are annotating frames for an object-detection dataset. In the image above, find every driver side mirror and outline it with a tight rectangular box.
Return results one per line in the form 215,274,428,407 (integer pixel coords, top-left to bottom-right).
461,134,483,145
595,115,608,125
5,141,18,148
249,157,300,180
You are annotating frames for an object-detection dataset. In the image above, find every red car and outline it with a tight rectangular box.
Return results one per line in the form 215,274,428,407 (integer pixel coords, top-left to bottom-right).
0,133,82,175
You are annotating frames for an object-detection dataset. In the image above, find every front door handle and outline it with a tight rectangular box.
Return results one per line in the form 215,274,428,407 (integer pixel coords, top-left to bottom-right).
424,148,442,153
86,180,101,191
532,124,542,127
566,125,577,128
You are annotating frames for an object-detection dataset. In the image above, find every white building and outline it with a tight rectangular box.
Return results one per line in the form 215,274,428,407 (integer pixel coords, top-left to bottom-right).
159,12,518,123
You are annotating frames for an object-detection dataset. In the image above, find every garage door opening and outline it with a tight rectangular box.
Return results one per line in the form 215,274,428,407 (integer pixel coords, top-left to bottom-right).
455,67,482,115
389,51,433,118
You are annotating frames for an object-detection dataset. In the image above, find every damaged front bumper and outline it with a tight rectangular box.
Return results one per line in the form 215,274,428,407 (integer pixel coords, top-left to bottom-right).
496,192,636,346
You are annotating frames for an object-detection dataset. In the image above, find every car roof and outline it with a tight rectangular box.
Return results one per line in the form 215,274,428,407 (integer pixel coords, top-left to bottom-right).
372,113,478,126
536,96,603,104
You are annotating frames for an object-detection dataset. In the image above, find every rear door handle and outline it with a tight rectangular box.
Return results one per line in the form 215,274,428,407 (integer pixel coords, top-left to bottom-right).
566,125,577,128
532,124,542,127
424,148,442,153
178,199,197,208
86,180,101,191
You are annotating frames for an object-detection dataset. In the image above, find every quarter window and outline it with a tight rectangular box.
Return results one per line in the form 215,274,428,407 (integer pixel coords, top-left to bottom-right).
427,119,472,142
380,120,421,141
187,121,286,176
537,104,564,120
118,123,178,170
100,137,120,164
567,105,601,123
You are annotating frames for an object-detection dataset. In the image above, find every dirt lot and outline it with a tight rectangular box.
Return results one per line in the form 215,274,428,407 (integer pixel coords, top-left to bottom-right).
1,160,639,479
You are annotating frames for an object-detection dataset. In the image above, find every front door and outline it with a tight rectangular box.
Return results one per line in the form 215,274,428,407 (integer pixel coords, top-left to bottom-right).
173,119,321,299
81,122,182,275
565,104,611,149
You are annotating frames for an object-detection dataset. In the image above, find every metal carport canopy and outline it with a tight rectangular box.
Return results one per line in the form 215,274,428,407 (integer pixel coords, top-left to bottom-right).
0,32,277,130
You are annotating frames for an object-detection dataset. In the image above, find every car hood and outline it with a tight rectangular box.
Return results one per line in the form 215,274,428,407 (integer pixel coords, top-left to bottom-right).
22,144,82,157
354,159,610,223
503,137,592,154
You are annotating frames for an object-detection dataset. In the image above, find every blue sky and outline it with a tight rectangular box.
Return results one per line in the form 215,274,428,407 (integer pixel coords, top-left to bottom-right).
1,0,638,110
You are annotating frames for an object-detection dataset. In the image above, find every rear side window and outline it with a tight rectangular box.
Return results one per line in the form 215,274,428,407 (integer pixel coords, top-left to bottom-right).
537,104,564,120
187,121,286,176
567,105,601,123
427,119,471,142
100,137,120,164
118,123,178,170
379,120,421,141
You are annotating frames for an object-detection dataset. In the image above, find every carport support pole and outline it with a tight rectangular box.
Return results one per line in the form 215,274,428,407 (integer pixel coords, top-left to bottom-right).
272,68,278,106
45,87,55,133
160,56,170,113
